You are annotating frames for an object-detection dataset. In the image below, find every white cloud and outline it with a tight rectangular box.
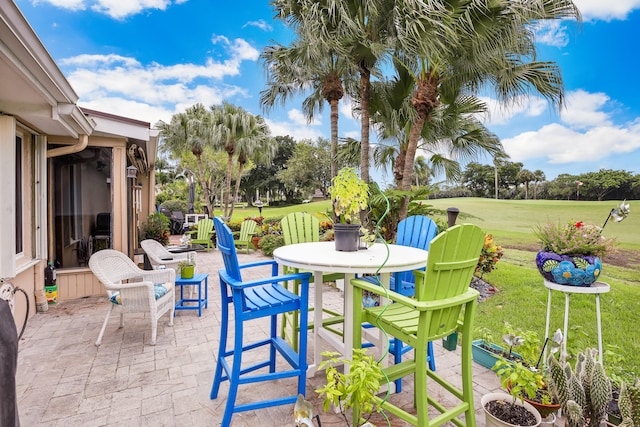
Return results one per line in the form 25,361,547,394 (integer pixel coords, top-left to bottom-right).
242,19,273,32
287,108,321,126
58,38,258,123
502,121,640,164
561,90,612,129
572,0,640,21
264,118,323,141
33,0,182,19
534,21,570,47
479,95,547,126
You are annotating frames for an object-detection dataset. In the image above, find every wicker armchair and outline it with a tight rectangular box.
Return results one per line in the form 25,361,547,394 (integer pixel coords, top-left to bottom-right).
89,249,175,346
140,239,195,271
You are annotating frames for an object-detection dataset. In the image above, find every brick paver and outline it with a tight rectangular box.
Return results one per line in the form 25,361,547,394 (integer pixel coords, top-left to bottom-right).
16,246,502,426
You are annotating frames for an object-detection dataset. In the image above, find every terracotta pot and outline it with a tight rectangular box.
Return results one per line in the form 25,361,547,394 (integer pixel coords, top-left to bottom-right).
507,382,560,418
251,236,261,249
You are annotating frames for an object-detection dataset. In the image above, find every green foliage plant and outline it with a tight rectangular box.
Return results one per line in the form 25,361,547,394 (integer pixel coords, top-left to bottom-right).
328,167,369,224
316,349,384,427
534,220,616,257
548,348,612,427
258,234,285,257
140,212,170,245
476,234,505,278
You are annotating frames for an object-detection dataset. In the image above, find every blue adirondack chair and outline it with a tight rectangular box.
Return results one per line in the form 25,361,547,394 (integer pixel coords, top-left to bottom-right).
363,215,438,391
210,217,311,427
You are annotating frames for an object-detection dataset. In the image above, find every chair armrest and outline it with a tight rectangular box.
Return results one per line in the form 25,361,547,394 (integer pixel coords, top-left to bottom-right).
185,230,197,236
139,268,176,285
221,270,311,290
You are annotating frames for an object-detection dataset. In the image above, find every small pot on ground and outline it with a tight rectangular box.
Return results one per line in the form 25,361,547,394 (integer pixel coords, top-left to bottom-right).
482,392,542,427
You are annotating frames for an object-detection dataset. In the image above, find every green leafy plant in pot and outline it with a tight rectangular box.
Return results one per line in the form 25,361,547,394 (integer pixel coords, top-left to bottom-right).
177,256,195,279
316,349,384,427
328,167,369,252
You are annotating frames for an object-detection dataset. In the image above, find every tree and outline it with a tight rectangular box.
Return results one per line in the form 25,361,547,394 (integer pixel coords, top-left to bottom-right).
260,40,354,178
579,169,634,201
516,169,535,200
277,138,331,200
532,170,546,200
395,0,579,218
463,162,495,198
212,102,269,218
157,104,217,216
493,151,510,199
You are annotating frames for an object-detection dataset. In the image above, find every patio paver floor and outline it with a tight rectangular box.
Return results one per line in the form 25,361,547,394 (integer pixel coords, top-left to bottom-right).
15,247,502,426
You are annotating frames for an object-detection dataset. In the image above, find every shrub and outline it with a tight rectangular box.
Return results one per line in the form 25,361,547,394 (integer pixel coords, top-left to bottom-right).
160,199,188,215
476,234,504,278
259,234,285,257
140,212,170,245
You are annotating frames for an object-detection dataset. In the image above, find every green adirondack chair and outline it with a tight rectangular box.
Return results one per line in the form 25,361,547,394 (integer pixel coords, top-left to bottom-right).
280,212,343,351
187,218,214,252
233,219,258,254
350,223,485,427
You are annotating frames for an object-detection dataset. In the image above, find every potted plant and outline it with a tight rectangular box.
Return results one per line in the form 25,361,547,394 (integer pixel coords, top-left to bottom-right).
548,347,613,427
472,324,534,370
328,167,369,252
177,254,195,279
316,349,384,427
534,200,629,286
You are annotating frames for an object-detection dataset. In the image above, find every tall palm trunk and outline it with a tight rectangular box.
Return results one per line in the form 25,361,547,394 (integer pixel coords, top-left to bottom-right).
324,71,343,179
229,156,247,219
195,155,214,217
223,149,234,218
399,71,439,220
359,65,371,183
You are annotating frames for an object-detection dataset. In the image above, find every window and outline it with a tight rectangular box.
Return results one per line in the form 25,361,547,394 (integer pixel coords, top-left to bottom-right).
15,135,23,254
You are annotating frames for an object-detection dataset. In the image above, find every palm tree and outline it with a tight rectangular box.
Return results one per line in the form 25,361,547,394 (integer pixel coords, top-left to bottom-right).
157,104,216,216
369,61,502,190
275,0,404,183
260,40,354,178
393,0,580,219
212,102,269,219
517,169,536,200
493,150,510,200
533,169,546,200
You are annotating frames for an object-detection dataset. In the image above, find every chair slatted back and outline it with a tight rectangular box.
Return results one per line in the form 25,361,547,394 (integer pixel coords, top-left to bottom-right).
195,218,214,240
214,218,242,282
395,216,438,284
413,223,484,339
281,212,320,245
238,220,258,242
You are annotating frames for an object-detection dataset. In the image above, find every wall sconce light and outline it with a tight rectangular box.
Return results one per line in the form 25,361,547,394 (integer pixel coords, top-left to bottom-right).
126,165,138,179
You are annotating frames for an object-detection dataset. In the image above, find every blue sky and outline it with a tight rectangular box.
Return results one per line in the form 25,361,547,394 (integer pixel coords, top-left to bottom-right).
15,0,640,185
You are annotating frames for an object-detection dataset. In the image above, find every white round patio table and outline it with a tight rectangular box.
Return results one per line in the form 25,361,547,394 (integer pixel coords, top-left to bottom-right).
273,241,428,375
543,280,610,362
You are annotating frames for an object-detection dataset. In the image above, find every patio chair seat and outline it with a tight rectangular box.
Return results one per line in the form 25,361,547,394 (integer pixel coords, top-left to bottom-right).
211,217,310,427
88,249,175,346
351,224,484,427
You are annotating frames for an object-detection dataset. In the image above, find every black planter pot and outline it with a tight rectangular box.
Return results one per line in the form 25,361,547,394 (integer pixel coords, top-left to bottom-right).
334,223,361,252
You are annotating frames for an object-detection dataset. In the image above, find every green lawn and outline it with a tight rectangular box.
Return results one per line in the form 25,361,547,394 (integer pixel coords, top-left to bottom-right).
219,197,640,378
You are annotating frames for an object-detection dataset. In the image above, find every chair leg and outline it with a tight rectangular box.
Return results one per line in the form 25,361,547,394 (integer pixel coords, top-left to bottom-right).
221,317,244,427
95,305,113,346
427,341,436,371
211,294,230,400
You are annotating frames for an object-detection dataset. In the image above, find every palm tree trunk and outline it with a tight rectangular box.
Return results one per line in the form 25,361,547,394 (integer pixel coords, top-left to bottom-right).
195,155,214,217
359,66,371,183
399,114,427,220
229,162,245,218
224,153,234,218
330,98,339,178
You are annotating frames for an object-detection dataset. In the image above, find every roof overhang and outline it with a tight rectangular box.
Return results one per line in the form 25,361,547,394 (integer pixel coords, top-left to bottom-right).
0,1,94,137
